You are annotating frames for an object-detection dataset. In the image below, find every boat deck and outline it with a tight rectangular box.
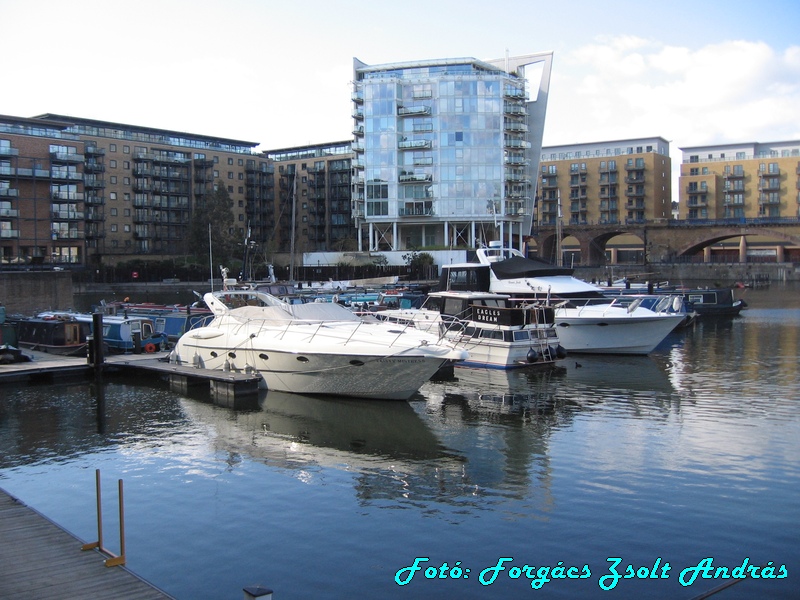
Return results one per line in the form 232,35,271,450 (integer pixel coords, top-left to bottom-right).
0,488,173,599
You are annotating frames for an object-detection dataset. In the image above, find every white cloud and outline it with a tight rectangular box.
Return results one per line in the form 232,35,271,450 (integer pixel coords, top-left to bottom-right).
545,36,800,149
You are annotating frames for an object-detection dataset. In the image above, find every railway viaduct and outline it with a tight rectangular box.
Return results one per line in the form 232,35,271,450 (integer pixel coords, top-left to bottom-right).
530,219,800,266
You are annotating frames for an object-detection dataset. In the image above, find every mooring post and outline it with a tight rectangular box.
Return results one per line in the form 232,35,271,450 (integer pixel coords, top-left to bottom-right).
92,312,105,374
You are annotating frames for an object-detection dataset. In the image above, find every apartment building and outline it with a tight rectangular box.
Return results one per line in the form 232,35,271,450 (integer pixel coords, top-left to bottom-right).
264,142,354,256
351,53,553,253
537,137,673,227
0,113,273,269
679,141,800,220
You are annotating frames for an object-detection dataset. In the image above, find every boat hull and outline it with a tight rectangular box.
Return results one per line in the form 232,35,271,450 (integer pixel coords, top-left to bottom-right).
554,312,685,354
173,338,453,400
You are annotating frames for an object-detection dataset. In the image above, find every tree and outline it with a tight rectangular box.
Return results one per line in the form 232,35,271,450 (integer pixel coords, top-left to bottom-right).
188,181,237,269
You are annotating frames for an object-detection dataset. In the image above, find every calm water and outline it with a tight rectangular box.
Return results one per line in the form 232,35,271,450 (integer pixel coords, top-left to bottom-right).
1,284,798,599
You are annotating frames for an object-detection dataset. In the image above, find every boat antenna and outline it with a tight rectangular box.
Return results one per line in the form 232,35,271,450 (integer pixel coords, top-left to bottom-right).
208,223,214,292
289,171,297,284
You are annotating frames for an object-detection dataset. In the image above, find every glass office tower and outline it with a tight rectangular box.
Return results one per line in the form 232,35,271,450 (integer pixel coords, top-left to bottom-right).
352,53,552,252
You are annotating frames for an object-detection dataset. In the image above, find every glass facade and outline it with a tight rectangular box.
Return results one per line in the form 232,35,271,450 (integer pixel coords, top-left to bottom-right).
353,56,545,251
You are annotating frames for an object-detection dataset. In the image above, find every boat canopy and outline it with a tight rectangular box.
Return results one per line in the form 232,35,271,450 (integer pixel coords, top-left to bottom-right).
489,256,575,279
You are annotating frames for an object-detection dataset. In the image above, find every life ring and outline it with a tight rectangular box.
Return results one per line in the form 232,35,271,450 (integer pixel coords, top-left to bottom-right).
144,343,157,353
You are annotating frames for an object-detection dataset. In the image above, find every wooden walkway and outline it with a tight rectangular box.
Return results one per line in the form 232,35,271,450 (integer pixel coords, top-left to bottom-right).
0,488,173,599
0,350,261,407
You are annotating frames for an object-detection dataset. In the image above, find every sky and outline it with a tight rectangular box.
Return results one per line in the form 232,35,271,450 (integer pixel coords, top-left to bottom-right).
2,0,799,164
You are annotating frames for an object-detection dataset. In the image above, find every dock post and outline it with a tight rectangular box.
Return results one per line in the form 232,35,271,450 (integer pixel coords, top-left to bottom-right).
91,313,105,374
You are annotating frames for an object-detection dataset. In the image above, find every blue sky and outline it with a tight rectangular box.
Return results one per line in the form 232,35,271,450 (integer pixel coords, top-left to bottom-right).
2,0,799,157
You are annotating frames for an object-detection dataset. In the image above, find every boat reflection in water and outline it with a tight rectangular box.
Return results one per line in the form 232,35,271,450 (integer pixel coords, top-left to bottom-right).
187,390,450,462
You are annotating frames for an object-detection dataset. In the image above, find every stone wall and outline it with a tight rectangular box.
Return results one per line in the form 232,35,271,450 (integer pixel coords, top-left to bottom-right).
0,272,74,315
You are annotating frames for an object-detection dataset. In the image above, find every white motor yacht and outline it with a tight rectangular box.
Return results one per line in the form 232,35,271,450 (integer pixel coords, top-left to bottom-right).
371,290,566,369
438,241,687,355
170,291,467,400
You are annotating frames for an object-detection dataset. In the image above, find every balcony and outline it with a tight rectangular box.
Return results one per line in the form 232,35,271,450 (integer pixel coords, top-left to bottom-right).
758,180,781,192
0,188,19,197
351,91,364,104
85,195,105,206
52,210,85,220
503,139,530,149
50,151,84,163
398,139,432,150
505,154,527,166
0,229,19,238
50,171,82,181
353,126,364,137
399,173,432,183
84,160,105,173
0,146,19,157
51,230,83,240
758,194,781,205
399,203,434,217
724,170,745,179
505,172,529,183
503,103,526,116
52,191,85,201
398,105,431,116
0,207,19,217
540,178,558,189
84,176,105,189
352,110,364,120
504,87,527,100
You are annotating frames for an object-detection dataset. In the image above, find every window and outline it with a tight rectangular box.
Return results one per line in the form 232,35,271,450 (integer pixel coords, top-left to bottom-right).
110,208,117,216
110,176,117,184
110,160,117,168
227,158,233,165
110,224,118,232
123,146,130,154
110,144,117,152
109,192,117,200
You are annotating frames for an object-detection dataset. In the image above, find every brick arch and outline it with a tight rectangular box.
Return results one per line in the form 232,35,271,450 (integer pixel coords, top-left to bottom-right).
673,228,800,257
532,225,648,265
532,222,800,264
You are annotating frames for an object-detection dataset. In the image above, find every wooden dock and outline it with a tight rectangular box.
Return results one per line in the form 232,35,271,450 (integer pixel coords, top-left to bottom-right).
0,349,262,407
0,487,173,599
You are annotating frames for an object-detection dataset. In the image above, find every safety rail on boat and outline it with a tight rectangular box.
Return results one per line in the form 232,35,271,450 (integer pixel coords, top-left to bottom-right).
226,313,429,349
551,294,686,316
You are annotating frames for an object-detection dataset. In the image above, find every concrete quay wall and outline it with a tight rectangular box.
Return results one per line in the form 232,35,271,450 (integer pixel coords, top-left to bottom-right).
0,271,74,315
574,261,799,285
